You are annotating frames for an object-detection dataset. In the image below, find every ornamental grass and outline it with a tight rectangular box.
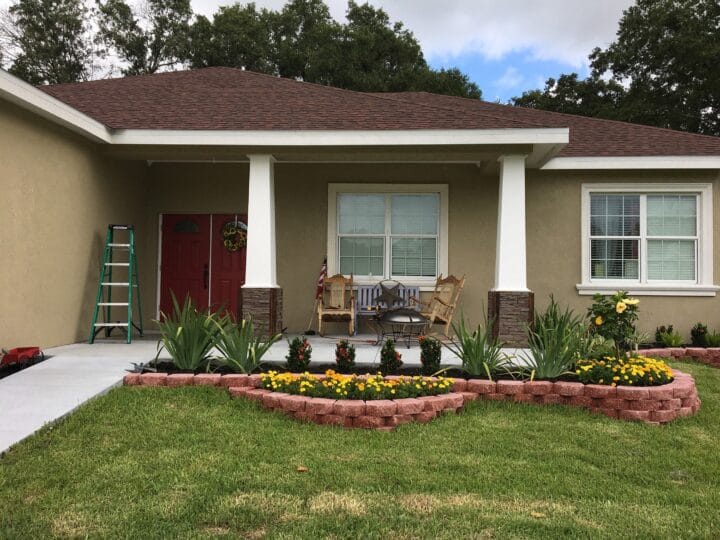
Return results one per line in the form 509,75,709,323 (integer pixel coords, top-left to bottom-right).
575,356,674,386
261,369,452,400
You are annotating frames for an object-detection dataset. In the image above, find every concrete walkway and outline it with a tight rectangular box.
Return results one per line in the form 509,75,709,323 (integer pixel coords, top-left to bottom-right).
0,341,156,454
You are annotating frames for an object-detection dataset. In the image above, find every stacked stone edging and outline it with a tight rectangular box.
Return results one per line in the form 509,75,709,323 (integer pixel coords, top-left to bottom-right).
123,369,700,428
642,347,720,368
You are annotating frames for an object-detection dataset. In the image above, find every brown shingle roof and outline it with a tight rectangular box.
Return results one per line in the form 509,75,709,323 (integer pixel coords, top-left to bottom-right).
374,92,720,157
38,67,720,157
39,67,545,131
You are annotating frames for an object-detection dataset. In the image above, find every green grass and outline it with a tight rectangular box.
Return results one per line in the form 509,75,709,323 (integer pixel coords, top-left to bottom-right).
1,360,719,538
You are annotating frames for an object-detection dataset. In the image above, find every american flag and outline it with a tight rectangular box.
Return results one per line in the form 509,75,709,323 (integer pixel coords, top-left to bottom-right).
315,258,327,299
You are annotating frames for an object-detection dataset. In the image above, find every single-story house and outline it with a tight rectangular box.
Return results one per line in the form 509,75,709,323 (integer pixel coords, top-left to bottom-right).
2,66,720,348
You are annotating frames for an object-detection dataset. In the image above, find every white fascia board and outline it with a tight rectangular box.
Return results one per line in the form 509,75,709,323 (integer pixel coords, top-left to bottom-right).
0,69,111,143
543,156,720,170
109,127,569,147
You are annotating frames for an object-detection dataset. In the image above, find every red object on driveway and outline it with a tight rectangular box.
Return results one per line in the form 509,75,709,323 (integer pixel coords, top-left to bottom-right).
0,347,44,368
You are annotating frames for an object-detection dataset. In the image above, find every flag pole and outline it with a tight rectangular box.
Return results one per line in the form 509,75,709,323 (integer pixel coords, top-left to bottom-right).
304,258,327,335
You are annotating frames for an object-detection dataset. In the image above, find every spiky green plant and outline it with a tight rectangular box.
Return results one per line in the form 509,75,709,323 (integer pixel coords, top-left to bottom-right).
154,292,220,372
212,316,281,374
444,314,510,380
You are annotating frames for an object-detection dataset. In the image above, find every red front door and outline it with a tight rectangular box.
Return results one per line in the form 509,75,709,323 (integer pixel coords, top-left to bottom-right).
159,214,246,318
210,214,247,315
160,214,211,315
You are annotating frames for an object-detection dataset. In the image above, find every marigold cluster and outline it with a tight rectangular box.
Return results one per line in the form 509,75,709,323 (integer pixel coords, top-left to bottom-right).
261,369,452,400
575,355,673,386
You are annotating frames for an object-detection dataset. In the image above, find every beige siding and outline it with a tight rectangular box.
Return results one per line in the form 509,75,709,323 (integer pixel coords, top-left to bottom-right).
0,100,148,347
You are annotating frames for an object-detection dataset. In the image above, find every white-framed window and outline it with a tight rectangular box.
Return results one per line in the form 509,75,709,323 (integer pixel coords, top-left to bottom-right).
327,184,449,287
578,183,717,296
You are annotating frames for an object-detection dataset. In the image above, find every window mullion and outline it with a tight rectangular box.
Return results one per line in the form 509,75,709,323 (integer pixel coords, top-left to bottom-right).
385,193,391,279
640,194,647,284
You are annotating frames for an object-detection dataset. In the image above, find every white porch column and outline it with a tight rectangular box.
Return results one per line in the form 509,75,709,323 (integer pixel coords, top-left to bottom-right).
494,154,528,291
243,154,278,288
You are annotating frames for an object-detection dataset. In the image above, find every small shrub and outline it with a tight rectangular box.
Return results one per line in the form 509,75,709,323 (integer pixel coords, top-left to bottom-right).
659,330,684,347
154,292,220,372
286,337,312,372
212,316,281,374
691,322,708,346
580,334,617,361
379,339,402,374
525,297,584,379
705,332,720,347
588,292,640,356
335,340,356,372
575,356,673,386
418,335,442,375
655,325,674,347
445,314,509,380
261,370,452,399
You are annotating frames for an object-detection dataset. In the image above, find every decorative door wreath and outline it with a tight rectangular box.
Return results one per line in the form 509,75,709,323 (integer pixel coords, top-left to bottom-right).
222,220,247,252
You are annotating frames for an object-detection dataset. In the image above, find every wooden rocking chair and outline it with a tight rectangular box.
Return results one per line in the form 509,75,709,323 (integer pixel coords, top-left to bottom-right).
412,274,465,336
317,274,356,336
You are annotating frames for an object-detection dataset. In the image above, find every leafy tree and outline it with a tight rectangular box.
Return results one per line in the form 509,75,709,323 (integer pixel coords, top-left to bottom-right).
590,0,720,136
1,0,94,84
513,73,626,118
96,0,192,75
187,3,275,73
513,0,720,136
414,67,481,99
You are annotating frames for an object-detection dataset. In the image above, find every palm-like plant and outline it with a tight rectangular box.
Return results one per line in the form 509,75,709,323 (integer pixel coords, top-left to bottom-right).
524,297,583,379
154,292,220,372
444,314,510,380
212,316,281,374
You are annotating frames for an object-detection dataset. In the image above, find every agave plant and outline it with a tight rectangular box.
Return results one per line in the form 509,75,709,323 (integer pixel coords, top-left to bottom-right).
444,314,510,380
523,297,584,380
154,292,220,372
212,316,281,374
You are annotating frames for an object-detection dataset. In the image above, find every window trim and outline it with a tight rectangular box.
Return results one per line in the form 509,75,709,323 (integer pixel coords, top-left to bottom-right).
578,183,717,296
327,183,449,288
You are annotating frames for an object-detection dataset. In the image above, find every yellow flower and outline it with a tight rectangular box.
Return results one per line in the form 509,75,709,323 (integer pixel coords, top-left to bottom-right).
624,298,639,305
616,301,627,313
595,316,603,326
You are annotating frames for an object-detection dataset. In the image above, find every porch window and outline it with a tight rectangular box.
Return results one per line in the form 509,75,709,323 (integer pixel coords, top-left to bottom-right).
579,183,716,296
329,184,448,286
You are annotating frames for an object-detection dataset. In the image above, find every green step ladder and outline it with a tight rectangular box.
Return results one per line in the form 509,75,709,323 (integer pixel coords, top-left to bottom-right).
89,224,143,344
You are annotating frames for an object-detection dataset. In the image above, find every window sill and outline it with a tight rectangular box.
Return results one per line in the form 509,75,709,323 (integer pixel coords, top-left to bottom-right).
576,283,720,297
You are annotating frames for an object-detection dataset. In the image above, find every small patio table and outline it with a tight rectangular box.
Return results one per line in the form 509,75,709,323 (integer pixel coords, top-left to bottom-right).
371,307,429,348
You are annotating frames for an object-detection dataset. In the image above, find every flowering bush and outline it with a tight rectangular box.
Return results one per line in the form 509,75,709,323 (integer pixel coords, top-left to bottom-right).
418,335,441,375
379,339,402,374
575,356,673,386
261,369,452,400
335,340,356,372
286,337,312,372
587,291,640,356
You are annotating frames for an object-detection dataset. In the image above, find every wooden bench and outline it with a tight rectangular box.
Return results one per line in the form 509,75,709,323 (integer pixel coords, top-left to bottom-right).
355,282,420,317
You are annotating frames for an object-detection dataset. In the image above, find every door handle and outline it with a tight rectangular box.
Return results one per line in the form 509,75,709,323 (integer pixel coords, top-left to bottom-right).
203,264,209,289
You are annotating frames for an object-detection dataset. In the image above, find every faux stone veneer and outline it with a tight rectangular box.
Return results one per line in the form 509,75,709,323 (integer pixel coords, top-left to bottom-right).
123,370,700,429
642,347,720,368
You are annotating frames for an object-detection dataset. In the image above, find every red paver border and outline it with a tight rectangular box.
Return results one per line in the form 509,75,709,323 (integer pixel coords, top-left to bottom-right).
123,369,700,430
642,347,720,368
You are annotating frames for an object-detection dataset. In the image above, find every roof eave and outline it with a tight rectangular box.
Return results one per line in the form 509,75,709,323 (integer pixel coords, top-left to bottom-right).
543,156,720,170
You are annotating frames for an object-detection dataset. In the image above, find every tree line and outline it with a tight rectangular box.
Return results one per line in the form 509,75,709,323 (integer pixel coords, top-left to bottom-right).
0,0,481,98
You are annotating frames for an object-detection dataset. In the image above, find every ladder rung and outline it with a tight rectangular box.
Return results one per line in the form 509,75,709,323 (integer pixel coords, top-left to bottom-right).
94,323,130,327
105,262,129,266
98,302,129,306
101,283,137,286
108,243,130,248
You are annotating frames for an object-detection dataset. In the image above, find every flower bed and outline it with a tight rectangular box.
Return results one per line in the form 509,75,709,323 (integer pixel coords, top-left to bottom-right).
643,347,720,368
261,370,452,400
575,356,674,386
123,369,700,429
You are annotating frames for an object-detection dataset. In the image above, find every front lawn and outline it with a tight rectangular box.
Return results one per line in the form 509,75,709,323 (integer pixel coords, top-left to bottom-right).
1,360,718,538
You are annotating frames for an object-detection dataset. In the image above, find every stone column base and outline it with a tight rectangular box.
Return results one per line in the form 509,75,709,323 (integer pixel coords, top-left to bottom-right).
488,290,534,348
239,287,283,336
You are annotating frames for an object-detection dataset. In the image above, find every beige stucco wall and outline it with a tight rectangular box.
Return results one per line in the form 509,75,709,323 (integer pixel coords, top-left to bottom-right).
0,100,148,348
527,169,720,340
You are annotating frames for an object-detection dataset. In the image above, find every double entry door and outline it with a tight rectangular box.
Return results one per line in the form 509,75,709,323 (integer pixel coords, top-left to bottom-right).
159,214,247,317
